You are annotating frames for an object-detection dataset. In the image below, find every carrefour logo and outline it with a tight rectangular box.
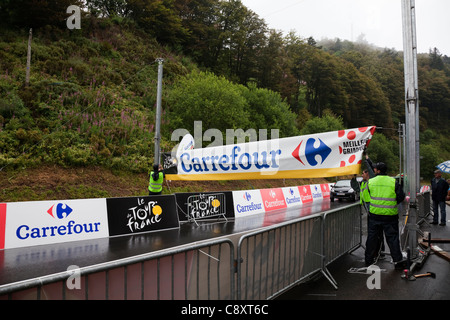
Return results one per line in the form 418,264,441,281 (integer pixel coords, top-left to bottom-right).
16,203,101,240
236,191,263,213
47,203,73,219
285,188,301,205
312,185,322,198
292,138,332,166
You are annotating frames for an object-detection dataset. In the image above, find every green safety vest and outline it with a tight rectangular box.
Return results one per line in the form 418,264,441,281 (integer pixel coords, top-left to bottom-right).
148,171,164,193
360,180,371,204
368,175,398,216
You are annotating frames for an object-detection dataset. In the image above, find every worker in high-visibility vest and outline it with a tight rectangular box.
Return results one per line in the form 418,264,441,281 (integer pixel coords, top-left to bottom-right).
365,162,406,268
360,169,371,213
148,164,164,195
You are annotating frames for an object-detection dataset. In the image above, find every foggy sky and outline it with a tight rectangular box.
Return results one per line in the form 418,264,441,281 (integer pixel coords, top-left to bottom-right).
241,0,450,56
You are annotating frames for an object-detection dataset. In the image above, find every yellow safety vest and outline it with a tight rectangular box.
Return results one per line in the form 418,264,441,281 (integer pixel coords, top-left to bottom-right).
360,180,371,204
148,171,164,193
368,175,398,216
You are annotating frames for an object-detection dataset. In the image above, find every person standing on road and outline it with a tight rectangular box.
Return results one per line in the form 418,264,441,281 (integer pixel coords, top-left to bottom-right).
360,169,371,213
148,164,164,195
365,162,406,268
362,153,386,261
431,170,449,226
447,179,450,204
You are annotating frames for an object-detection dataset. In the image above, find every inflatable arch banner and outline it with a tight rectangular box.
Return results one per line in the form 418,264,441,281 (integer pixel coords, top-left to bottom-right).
165,127,376,181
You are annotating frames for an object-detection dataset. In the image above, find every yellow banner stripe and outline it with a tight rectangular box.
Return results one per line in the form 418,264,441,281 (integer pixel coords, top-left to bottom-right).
166,164,362,181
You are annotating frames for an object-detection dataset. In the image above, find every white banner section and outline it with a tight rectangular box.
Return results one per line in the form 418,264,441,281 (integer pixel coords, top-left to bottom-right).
166,127,375,180
233,190,266,218
3,198,109,249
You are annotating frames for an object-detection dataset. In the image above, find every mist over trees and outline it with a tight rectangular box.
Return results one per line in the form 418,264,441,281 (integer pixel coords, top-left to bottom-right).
0,0,449,178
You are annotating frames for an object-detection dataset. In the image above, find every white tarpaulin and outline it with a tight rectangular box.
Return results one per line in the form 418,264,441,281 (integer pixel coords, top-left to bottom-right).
165,126,376,181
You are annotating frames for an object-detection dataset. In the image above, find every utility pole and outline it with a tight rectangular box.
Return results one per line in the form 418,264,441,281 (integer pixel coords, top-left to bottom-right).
401,0,420,259
154,58,164,167
398,123,405,176
25,28,32,86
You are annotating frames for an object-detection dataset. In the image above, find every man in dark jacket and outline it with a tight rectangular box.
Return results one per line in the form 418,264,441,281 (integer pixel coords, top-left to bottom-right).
431,170,449,226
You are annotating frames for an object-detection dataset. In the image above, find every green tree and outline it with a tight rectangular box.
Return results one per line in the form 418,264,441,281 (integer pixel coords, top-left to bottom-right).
240,83,299,138
429,47,445,70
419,68,450,129
420,144,444,181
364,133,399,176
299,109,344,135
167,71,250,144
292,45,338,117
127,0,189,45
175,0,221,64
1,0,84,28
258,30,299,108
86,0,130,17
210,0,267,84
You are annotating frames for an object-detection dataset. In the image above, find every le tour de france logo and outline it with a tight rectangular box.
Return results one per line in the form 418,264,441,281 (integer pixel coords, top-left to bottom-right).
188,194,223,219
126,198,163,233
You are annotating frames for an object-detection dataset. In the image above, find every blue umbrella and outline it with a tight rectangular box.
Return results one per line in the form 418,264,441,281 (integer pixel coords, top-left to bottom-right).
436,160,450,173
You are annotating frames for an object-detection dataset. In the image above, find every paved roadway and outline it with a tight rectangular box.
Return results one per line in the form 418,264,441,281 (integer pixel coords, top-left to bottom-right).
277,209,450,300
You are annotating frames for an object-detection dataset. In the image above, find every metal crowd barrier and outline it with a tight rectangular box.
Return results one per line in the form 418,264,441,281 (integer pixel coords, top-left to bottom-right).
323,204,361,265
186,193,228,225
417,191,431,224
236,213,323,300
399,191,431,251
0,238,235,300
321,203,362,289
1,204,364,300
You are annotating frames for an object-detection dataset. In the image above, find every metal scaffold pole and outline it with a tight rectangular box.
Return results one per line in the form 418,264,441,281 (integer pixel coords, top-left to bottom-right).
154,58,164,167
401,0,420,259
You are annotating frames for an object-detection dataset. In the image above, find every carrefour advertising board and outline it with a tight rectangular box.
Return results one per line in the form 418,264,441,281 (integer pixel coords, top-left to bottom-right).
320,183,331,199
166,127,375,180
298,185,313,204
0,199,109,250
310,184,324,201
260,188,287,212
282,187,302,208
232,189,265,218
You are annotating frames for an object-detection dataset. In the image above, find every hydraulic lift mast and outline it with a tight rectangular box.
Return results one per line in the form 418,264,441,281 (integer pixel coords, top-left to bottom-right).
401,0,420,260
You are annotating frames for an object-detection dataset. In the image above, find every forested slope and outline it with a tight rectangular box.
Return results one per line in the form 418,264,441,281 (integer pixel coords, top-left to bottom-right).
0,0,449,201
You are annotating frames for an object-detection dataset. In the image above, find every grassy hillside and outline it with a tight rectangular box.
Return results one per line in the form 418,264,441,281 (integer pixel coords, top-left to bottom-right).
0,19,192,172
0,165,330,202
0,20,328,202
